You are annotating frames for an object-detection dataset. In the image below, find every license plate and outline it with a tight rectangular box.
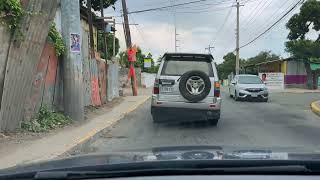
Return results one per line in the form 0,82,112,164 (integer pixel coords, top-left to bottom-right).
251,94,258,97
160,86,173,93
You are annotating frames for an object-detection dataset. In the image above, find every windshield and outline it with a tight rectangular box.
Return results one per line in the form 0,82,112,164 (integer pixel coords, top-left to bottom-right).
238,76,263,84
1,0,320,175
162,60,213,76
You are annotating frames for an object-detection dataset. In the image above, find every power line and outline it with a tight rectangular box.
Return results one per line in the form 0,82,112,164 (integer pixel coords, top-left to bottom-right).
239,0,304,49
240,0,266,29
127,0,230,14
241,0,274,32
212,6,233,43
245,0,295,38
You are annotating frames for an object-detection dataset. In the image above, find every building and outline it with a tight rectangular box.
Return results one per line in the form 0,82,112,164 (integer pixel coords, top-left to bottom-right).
243,58,320,88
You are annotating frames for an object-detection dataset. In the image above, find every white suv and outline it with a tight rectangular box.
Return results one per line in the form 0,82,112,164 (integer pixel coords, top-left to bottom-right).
151,53,222,125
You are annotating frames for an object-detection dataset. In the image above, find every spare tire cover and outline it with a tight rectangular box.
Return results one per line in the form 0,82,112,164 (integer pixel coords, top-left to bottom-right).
179,70,211,103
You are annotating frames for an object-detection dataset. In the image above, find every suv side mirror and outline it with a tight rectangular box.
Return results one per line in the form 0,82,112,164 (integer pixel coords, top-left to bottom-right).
231,81,236,85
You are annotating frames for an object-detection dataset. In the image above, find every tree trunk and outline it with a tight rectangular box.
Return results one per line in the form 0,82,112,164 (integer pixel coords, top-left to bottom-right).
0,0,59,132
304,62,313,89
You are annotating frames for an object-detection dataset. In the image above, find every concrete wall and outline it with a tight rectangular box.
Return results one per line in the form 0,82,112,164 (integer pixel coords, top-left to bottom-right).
141,73,156,88
107,60,120,101
285,61,307,87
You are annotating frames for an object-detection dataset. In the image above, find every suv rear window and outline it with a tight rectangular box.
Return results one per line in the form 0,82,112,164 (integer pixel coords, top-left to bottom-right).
161,60,214,76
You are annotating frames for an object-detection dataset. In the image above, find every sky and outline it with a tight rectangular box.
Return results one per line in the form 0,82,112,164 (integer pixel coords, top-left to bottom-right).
103,0,307,64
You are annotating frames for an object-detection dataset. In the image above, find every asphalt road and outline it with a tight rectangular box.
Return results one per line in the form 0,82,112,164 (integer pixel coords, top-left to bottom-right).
73,90,320,155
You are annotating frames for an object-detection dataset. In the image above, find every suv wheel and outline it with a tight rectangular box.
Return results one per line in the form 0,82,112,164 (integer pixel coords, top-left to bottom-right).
179,70,211,103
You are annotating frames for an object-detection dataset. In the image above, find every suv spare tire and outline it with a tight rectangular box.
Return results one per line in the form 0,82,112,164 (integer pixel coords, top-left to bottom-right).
179,70,211,103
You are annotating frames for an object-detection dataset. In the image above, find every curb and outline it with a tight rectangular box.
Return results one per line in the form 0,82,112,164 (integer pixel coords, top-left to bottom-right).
311,101,320,117
63,96,150,156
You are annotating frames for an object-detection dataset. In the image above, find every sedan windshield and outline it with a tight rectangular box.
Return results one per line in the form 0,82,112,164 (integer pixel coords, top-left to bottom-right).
238,76,263,84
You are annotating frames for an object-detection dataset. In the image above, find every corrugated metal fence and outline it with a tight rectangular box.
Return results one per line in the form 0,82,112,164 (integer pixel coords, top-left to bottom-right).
25,42,119,120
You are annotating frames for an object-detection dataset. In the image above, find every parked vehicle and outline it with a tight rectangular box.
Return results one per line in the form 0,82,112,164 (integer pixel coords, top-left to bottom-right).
229,74,269,102
151,53,221,125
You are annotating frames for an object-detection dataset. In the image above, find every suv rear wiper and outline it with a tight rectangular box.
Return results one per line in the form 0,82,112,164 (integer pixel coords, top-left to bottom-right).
31,165,311,179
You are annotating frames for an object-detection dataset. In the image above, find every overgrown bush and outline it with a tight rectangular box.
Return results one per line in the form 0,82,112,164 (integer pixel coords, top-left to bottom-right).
48,23,66,56
21,106,72,133
0,0,23,32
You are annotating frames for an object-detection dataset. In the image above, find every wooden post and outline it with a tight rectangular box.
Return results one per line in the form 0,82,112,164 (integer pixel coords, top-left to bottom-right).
121,0,137,96
87,0,95,58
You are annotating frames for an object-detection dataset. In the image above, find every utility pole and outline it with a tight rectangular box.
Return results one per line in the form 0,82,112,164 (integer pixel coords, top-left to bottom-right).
175,29,179,52
87,0,95,58
236,0,240,75
205,45,214,54
60,0,84,121
100,0,108,59
113,18,116,56
122,0,137,96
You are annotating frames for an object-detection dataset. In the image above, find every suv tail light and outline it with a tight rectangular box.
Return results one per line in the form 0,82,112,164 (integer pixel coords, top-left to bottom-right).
214,81,220,97
153,79,159,94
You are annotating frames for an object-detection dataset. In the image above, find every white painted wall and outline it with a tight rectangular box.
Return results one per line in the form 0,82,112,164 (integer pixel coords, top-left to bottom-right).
141,73,156,88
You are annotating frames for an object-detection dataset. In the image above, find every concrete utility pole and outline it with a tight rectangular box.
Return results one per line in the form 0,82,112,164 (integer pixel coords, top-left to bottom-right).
205,45,214,54
122,0,137,96
60,0,84,121
236,0,240,75
173,1,179,52
113,18,116,56
87,0,95,58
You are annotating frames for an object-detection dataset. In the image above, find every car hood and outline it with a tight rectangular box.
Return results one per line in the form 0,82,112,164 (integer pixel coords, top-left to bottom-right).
238,84,265,89
2,145,320,174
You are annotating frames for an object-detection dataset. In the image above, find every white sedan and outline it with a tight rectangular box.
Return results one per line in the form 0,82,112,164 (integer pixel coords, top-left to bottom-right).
229,74,269,102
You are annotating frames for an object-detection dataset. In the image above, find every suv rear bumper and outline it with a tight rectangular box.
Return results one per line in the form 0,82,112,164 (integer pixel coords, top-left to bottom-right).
151,106,220,122
151,95,221,110
151,95,221,122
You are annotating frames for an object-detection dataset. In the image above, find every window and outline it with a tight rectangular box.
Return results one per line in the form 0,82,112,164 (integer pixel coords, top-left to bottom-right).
161,60,213,76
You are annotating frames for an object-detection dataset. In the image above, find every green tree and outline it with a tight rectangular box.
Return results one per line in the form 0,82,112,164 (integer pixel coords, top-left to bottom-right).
217,52,236,80
97,31,120,59
81,0,117,11
244,51,281,66
285,0,320,89
119,48,159,73
119,47,146,68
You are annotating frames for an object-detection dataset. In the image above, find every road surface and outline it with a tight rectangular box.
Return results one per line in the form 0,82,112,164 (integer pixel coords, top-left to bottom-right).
72,90,320,155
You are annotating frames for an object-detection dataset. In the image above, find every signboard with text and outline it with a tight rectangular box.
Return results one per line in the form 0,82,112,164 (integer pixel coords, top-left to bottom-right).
144,58,152,68
259,73,284,90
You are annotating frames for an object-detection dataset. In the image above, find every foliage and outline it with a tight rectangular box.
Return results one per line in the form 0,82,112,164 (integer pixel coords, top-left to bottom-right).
217,51,280,79
119,48,159,73
21,106,72,133
217,52,237,80
0,0,23,32
144,65,159,73
242,51,281,66
285,0,320,62
119,47,146,68
285,0,320,88
81,0,117,11
48,23,66,57
97,32,120,59
285,40,320,62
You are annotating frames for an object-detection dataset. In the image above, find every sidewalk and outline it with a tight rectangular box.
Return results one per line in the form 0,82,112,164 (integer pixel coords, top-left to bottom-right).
311,101,320,117
0,95,150,169
269,88,320,94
